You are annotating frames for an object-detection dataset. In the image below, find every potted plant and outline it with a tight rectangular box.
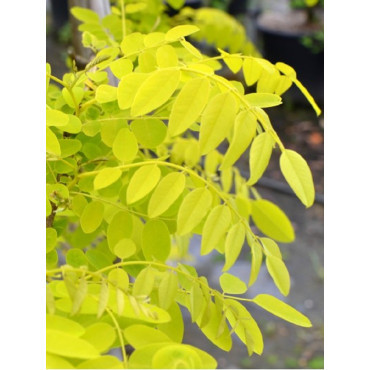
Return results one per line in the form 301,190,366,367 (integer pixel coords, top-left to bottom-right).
46,2,321,368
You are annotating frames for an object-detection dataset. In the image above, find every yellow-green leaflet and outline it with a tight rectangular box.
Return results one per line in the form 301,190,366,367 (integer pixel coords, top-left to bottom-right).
131,119,167,148
46,353,73,369
248,239,263,287
180,39,202,59
46,330,100,359
46,109,69,127
156,45,178,68
196,302,232,351
247,132,274,185
97,281,109,318
201,205,231,255
177,187,213,235
142,220,171,262
219,273,247,294
117,73,149,110
220,110,257,170
81,323,116,353
158,272,179,310
64,115,82,134
260,237,282,258
251,199,295,242
62,87,84,108
280,149,315,207
153,345,203,369
199,92,238,155
221,52,243,74
168,78,211,137
226,299,263,355
124,325,172,348
95,85,117,103
112,128,138,162
125,2,147,13
133,267,156,297
46,314,85,337
144,32,166,47
108,269,129,291
80,201,104,233
71,277,88,315
165,25,200,41
46,228,57,253
275,62,321,115
114,238,136,259
46,127,60,156
252,294,312,327
107,211,133,251
71,6,100,23
275,62,296,79
266,255,290,296
109,58,133,79
59,139,82,158
223,222,245,271
244,93,282,108
94,167,121,190
148,172,186,218
242,57,263,86
126,165,161,204
131,70,181,116
120,32,144,55
76,356,122,369
189,283,205,322
167,0,186,10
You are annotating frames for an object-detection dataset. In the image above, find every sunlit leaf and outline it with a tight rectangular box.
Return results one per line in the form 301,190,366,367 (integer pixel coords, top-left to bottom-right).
94,167,122,190
252,294,312,327
280,149,315,207
219,273,247,294
251,199,295,242
148,172,186,218
177,187,213,235
126,165,161,204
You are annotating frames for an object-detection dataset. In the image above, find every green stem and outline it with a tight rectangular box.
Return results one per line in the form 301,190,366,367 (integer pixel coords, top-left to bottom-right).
121,0,126,39
105,307,128,368
70,191,176,221
47,73,67,88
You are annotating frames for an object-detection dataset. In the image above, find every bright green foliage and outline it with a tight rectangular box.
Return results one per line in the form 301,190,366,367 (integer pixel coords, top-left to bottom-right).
46,3,321,368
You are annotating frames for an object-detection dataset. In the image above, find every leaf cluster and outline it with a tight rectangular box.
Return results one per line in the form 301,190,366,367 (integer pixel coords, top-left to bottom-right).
46,3,320,369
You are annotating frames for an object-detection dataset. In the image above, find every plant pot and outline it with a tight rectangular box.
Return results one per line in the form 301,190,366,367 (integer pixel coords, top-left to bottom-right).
255,12,324,105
